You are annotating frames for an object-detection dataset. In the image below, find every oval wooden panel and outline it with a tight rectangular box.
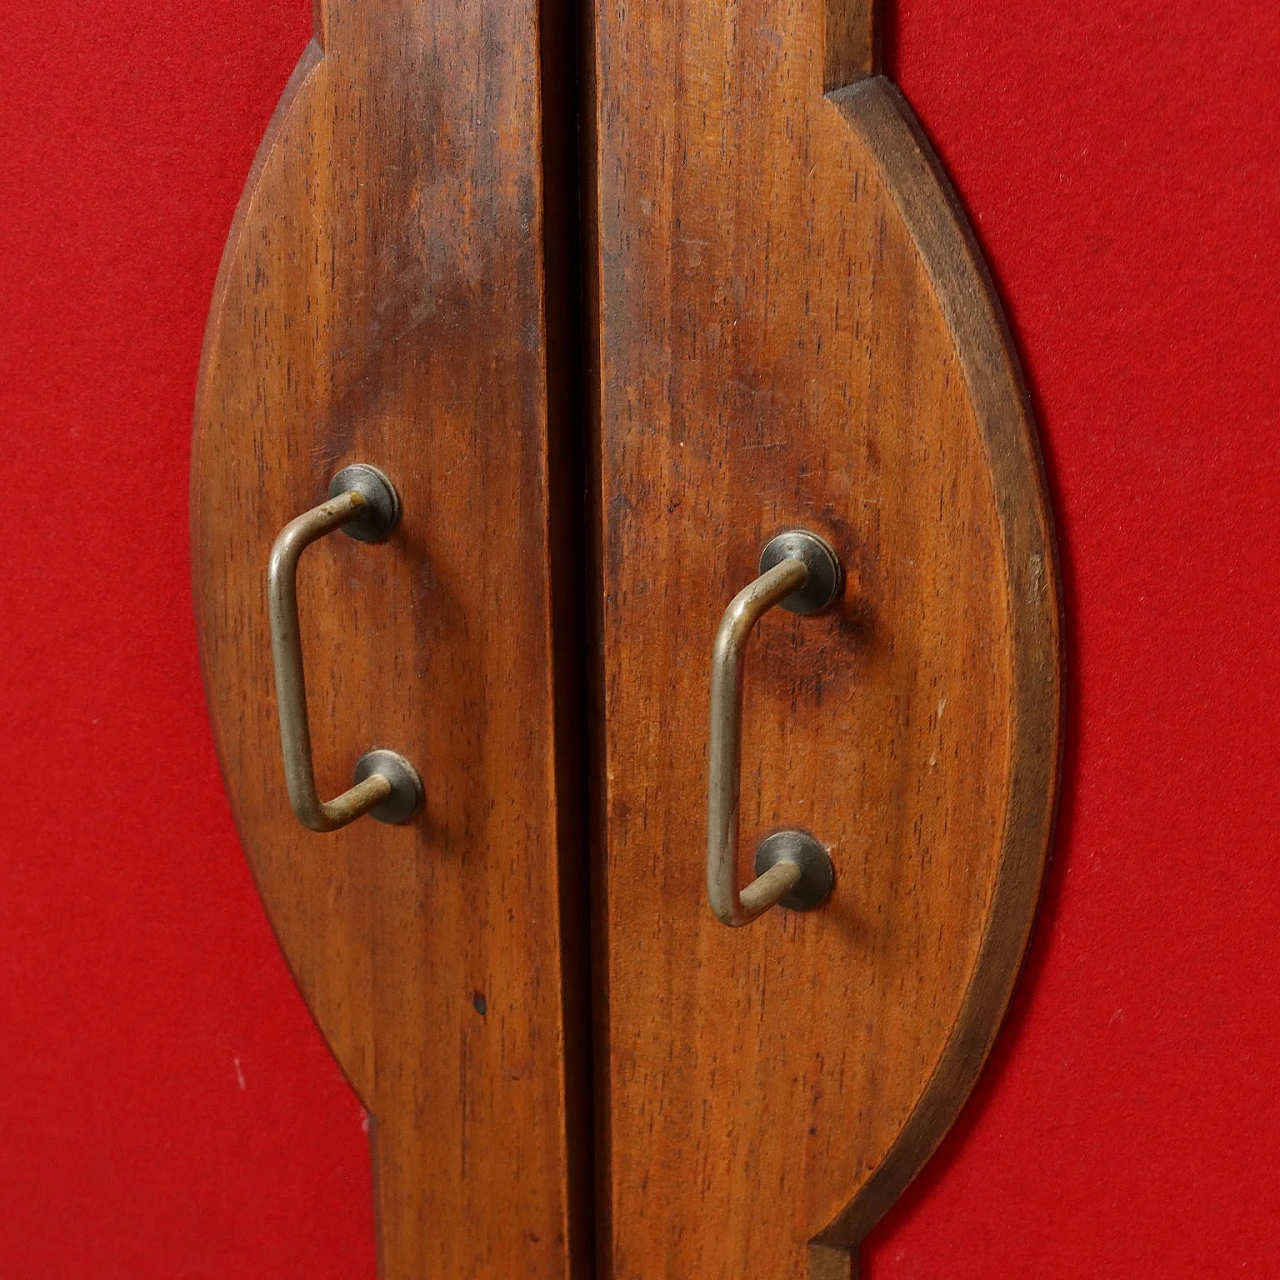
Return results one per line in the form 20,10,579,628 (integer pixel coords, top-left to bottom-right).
585,2,1062,1276
191,2,586,1276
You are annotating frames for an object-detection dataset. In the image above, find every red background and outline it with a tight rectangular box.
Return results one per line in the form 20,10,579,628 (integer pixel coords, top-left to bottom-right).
2,1,1277,1275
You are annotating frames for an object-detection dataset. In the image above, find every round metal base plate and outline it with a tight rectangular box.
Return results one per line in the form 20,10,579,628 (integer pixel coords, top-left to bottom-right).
758,530,843,614
754,829,835,911
353,749,424,825
329,464,402,543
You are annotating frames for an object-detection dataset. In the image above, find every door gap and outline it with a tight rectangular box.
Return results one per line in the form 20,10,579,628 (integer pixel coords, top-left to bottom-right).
538,0,597,1274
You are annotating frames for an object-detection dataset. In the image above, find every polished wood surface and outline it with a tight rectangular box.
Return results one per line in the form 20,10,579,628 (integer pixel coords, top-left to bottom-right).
191,1,587,1276
195,0,1060,1270
584,0,1062,1275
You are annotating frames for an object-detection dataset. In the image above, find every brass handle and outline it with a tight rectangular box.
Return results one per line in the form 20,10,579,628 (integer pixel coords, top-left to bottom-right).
267,464,423,832
706,531,841,926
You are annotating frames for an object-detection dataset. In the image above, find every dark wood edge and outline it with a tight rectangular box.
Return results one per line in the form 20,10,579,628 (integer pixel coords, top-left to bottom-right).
808,75,1065,1271
575,0,616,1272
536,0,596,1273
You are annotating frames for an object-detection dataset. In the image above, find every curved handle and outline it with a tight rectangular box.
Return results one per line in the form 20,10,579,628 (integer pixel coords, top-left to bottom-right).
706,531,842,926
267,464,423,832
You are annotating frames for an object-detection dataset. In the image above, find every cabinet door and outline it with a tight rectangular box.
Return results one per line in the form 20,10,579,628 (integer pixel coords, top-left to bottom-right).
194,0,1060,1275
585,0,1061,1275
191,0,588,1275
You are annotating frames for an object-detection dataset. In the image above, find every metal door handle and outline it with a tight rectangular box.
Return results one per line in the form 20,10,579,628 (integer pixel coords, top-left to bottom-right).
267,464,423,832
707,531,842,926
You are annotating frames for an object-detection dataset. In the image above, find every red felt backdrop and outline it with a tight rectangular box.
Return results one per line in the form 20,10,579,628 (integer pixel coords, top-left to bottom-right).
1,1,1276,1275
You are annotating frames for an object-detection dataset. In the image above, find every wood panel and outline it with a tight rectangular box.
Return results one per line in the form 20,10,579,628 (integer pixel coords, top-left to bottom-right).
191,1,587,1275
584,0,1062,1275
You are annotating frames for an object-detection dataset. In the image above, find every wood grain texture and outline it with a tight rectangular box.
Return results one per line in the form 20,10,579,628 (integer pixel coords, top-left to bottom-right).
825,0,878,91
191,1,587,1276
583,0,1062,1275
